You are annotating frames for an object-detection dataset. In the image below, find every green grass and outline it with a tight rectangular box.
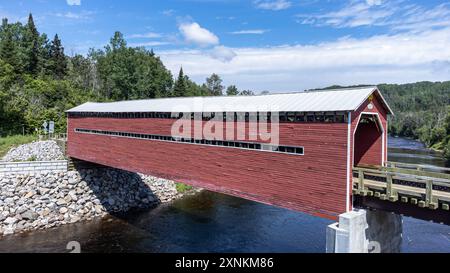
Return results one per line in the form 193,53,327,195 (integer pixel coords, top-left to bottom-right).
27,155,38,161
175,182,193,193
0,135,37,158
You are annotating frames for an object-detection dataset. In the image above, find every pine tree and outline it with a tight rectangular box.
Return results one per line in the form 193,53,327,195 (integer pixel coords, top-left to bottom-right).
226,85,239,96
24,13,40,74
173,67,187,97
205,73,224,96
0,23,21,73
109,31,126,51
239,89,255,96
49,34,67,79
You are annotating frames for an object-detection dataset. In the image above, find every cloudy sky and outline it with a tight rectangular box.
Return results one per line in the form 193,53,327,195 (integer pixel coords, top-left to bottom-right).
2,0,450,92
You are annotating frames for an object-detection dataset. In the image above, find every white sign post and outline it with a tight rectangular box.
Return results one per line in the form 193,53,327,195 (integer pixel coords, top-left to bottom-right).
42,121,48,134
49,121,55,134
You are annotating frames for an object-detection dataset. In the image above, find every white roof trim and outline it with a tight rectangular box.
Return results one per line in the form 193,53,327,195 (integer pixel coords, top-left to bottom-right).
67,86,393,114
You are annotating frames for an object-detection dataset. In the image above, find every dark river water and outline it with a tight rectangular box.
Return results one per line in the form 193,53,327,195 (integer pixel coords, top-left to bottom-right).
0,137,449,253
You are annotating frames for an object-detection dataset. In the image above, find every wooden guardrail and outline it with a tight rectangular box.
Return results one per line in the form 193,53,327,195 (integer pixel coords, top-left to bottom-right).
357,161,450,180
353,166,450,211
384,161,450,180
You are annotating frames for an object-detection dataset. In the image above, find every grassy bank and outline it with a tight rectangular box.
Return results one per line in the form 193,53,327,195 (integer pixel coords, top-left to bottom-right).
0,135,37,158
175,182,193,193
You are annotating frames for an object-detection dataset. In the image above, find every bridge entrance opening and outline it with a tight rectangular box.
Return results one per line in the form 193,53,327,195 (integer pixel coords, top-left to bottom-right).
354,113,384,167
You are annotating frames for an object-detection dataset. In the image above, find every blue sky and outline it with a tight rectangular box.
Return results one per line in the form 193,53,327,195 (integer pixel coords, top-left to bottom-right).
1,0,450,92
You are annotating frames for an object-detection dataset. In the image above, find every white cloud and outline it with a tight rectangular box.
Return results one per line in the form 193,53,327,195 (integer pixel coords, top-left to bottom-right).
159,27,450,92
162,9,175,16
366,0,382,6
390,3,450,32
129,41,169,47
208,46,237,62
127,32,162,39
54,11,94,20
297,0,395,28
230,29,269,35
66,0,81,6
216,16,236,21
254,0,291,11
297,1,450,32
179,22,219,47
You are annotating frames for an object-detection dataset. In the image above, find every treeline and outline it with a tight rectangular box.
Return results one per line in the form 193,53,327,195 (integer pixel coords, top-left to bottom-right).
378,82,450,159
0,14,253,136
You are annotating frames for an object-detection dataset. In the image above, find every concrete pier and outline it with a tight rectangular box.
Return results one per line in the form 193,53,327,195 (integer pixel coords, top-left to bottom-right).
326,210,369,253
326,209,403,253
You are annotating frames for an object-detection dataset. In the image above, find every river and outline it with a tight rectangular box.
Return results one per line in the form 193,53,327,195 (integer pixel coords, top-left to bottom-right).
0,137,449,253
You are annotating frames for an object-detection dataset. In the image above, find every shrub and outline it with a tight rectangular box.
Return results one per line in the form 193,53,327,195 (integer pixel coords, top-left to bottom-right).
175,182,193,193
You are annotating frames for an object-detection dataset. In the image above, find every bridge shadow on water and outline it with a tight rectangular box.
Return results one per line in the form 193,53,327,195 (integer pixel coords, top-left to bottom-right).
365,209,403,253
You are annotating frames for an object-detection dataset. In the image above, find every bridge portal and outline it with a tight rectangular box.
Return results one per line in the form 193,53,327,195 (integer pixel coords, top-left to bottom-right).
354,113,384,167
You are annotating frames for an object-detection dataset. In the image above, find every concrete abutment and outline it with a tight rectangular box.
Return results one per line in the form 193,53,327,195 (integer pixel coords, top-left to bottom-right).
326,209,402,253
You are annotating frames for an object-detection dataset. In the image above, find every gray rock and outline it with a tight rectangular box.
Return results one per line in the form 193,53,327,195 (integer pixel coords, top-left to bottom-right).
70,215,81,223
21,210,39,221
0,166,194,237
107,198,115,206
3,226,15,235
4,217,18,225
68,178,78,185
38,188,50,195
94,205,103,214
24,191,34,199
56,199,67,206
2,140,64,162
41,208,50,216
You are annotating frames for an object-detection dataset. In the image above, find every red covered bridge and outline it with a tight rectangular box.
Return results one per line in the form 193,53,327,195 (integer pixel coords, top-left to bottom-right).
66,87,393,220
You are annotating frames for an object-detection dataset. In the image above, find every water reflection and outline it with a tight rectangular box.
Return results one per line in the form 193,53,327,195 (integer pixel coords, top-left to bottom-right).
366,210,402,253
388,137,449,167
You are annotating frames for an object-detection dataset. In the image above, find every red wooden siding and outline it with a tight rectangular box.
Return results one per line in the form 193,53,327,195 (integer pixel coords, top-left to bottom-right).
68,118,349,219
66,91,388,219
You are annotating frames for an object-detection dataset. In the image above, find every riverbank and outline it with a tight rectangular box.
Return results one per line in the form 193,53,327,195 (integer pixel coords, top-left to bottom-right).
0,167,197,237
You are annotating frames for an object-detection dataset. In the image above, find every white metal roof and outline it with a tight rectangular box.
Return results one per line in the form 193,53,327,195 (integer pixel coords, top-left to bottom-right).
67,86,393,114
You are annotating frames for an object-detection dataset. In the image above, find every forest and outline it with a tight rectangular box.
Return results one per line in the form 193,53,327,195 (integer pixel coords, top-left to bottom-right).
0,14,449,160
0,14,252,136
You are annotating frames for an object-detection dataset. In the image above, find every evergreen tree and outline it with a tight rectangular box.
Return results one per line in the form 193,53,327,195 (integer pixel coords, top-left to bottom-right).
173,67,187,97
24,13,40,75
0,20,21,73
108,31,126,52
49,34,67,79
239,89,255,96
205,73,224,96
226,85,239,96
